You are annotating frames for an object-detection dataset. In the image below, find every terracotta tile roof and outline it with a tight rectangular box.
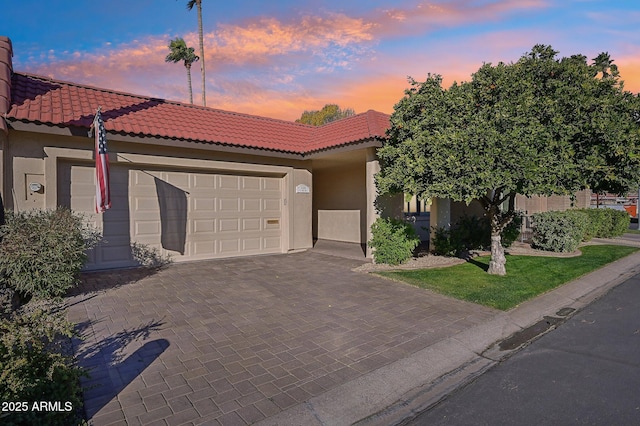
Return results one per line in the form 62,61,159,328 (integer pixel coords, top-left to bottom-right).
5,72,390,154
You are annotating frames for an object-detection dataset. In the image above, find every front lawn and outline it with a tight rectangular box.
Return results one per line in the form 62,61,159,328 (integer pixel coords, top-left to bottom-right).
377,245,638,311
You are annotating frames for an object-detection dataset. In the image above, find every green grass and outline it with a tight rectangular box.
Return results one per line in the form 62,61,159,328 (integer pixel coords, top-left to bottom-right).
377,245,638,311
625,229,640,234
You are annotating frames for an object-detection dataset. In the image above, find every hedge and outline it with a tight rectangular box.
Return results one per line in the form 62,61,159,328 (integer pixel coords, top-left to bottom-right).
531,208,630,252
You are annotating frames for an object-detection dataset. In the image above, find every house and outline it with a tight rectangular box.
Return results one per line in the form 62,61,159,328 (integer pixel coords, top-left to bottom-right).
0,36,402,270
0,36,589,270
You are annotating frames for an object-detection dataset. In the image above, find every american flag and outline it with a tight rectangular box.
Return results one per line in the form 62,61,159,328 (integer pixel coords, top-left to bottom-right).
93,109,111,213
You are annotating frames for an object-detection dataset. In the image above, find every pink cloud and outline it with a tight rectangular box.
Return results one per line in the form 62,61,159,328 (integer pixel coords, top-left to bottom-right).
204,13,374,65
23,37,175,96
369,0,549,37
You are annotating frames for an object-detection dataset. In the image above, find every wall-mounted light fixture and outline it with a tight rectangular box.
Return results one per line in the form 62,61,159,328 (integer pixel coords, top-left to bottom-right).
29,182,43,193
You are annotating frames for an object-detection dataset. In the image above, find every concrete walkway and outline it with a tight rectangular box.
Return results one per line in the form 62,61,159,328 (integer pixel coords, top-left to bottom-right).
66,237,640,425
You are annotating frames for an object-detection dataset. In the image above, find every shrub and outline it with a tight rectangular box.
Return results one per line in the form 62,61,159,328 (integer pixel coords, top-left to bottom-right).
577,208,605,241
609,209,631,237
431,213,522,256
566,208,630,241
0,208,101,299
531,210,589,252
451,215,491,251
0,284,20,319
130,242,173,268
580,208,613,240
369,217,420,265
0,301,86,425
431,226,462,257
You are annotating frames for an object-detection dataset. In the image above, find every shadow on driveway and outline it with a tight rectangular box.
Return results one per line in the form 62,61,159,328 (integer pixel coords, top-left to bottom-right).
73,319,167,419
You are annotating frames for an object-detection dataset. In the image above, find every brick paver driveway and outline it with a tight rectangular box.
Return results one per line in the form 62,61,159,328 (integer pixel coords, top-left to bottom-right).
67,251,496,425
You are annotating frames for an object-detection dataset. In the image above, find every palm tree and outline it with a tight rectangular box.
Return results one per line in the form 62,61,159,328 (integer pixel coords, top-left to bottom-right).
187,0,206,107
165,37,199,104
593,52,619,79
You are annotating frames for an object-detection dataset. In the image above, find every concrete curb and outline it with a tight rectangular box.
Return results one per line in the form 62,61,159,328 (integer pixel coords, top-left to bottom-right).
255,249,640,426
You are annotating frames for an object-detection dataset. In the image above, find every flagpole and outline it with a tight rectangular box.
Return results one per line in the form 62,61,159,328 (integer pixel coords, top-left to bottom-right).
88,106,101,136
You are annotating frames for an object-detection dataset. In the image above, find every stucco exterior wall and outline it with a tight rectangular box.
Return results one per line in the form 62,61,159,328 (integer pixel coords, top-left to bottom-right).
515,190,591,214
291,168,313,250
317,210,361,242
442,191,592,224
312,160,367,243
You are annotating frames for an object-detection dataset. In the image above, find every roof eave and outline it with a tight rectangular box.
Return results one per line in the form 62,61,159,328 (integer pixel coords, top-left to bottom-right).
6,120,309,160
303,138,385,158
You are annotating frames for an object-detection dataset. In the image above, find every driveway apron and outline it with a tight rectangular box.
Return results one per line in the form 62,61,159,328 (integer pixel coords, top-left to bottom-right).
66,251,496,425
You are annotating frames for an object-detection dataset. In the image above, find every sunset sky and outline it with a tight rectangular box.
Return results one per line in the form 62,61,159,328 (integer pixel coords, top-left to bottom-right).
2,0,639,121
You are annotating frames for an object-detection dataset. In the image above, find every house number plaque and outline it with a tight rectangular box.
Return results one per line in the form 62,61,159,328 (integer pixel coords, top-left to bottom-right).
295,184,310,194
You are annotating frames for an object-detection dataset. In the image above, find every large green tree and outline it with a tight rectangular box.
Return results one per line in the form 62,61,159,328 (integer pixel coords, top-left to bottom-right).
296,104,356,126
165,37,199,104
377,45,640,275
187,0,207,107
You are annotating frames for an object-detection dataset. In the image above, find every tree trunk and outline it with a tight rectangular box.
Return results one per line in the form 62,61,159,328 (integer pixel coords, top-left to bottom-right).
197,0,206,107
486,199,507,276
186,64,193,104
487,233,506,275
480,190,515,275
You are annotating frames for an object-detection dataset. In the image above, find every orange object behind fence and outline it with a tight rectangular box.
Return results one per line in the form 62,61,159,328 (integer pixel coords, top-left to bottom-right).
624,204,637,218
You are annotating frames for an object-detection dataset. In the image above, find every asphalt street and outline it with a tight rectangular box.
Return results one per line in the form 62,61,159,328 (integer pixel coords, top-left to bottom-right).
407,272,640,426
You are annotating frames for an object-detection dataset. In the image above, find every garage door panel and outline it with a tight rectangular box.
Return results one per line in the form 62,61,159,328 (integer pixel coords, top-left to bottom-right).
219,239,239,253
134,221,161,237
193,174,216,188
242,176,261,190
262,178,281,191
263,198,281,212
263,236,281,250
242,218,261,231
193,240,216,255
63,163,283,270
165,172,189,188
242,199,261,211
133,197,158,211
194,197,216,212
219,198,240,212
219,218,239,232
243,238,261,251
218,175,240,190
132,170,156,185
193,219,215,233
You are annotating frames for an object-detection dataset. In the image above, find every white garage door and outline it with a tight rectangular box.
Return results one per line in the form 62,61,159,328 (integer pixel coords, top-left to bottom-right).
59,163,283,270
